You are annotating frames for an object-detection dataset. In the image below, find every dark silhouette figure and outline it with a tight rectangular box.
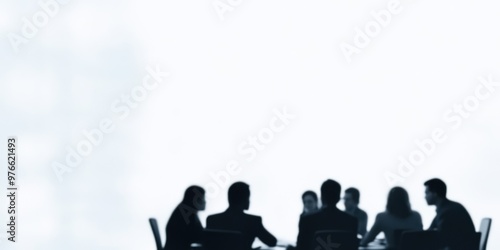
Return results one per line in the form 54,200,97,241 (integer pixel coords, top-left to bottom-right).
164,186,206,250
295,179,357,250
206,182,277,250
424,178,476,250
360,187,422,249
301,190,319,217
287,191,321,250
344,187,368,237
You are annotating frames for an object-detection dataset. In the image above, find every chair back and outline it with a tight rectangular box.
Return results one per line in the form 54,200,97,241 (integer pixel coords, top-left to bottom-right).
393,228,413,249
399,230,440,250
479,218,492,250
203,229,245,250
148,218,163,250
312,230,358,250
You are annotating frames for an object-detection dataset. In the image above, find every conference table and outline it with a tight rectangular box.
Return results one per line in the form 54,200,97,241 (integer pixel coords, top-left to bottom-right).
192,239,388,250
257,241,388,250
358,243,388,250
191,243,387,250
258,246,386,250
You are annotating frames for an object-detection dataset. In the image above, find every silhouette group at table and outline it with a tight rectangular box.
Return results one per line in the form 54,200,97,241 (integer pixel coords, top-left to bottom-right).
163,178,479,250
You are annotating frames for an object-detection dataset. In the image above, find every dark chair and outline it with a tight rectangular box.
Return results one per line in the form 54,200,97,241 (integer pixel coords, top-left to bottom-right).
393,228,412,249
399,230,440,250
149,218,163,250
312,230,358,250
203,229,245,250
479,218,492,250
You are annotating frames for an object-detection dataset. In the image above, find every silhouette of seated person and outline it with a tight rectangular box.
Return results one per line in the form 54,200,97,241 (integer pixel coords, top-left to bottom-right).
206,182,277,250
164,185,206,250
286,191,319,250
301,190,319,217
286,190,319,250
424,178,476,250
343,187,368,237
360,187,423,249
294,179,358,250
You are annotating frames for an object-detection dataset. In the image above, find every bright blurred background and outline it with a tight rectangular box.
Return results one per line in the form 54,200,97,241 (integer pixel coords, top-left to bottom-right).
1,0,500,249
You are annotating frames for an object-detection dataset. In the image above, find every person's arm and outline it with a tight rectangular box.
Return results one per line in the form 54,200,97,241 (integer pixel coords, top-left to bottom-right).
256,217,277,247
359,214,382,246
359,211,368,237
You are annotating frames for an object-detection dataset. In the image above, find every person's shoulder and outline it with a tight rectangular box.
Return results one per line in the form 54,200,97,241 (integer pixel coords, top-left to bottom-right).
206,214,215,222
242,212,263,222
451,200,466,209
358,208,368,218
446,200,469,213
306,209,321,216
206,212,228,227
339,210,357,222
410,210,421,216
300,209,320,223
453,201,473,217
170,205,193,219
305,208,324,217
207,212,225,220
376,211,389,218
410,210,422,220
246,213,261,219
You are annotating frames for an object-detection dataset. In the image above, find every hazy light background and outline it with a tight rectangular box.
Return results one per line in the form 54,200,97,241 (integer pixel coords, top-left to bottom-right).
1,0,500,249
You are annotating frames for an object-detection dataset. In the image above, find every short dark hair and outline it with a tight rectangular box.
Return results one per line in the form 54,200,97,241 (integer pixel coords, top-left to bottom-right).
321,179,341,206
345,187,360,204
424,178,447,198
228,182,250,206
302,190,318,202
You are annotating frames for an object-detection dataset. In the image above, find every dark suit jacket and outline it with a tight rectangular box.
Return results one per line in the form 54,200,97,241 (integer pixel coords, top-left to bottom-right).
206,208,277,250
429,199,476,250
296,206,358,250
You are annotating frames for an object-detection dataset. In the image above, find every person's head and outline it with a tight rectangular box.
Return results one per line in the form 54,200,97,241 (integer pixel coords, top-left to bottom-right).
302,190,318,214
228,182,250,210
386,187,412,218
321,179,341,207
344,187,360,211
182,185,206,211
424,178,447,205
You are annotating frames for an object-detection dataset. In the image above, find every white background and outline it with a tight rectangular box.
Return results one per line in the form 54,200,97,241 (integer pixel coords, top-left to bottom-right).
1,0,499,249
